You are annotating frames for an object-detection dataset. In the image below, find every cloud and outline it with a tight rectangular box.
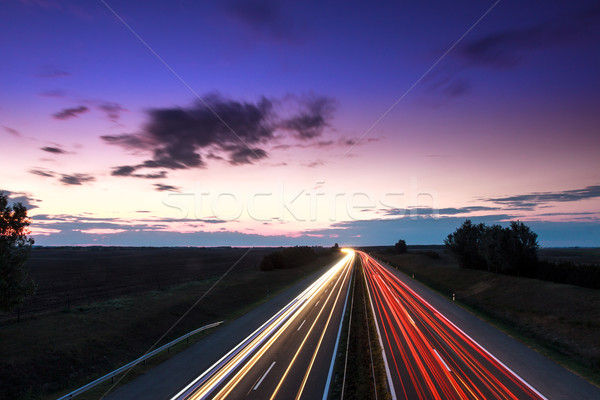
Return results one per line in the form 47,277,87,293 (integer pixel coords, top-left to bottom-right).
53,106,89,120
111,166,168,179
40,146,67,154
484,185,600,209
279,96,335,140
305,160,325,168
29,168,56,178
0,190,41,210
154,183,180,192
383,206,502,217
460,5,600,68
224,0,299,42
103,93,336,177
36,65,70,78
97,102,127,122
59,173,95,186
3,126,20,137
229,146,268,165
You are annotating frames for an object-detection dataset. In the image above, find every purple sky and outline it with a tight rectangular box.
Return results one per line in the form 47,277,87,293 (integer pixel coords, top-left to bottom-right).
1,0,599,246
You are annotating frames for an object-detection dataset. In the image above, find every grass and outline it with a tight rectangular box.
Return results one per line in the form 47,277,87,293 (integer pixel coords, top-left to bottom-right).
373,250,600,388
0,250,343,400
328,257,391,400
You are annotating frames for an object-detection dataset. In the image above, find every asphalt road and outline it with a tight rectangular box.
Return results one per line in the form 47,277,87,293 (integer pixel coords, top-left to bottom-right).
105,251,353,400
363,251,600,400
173,250,354,400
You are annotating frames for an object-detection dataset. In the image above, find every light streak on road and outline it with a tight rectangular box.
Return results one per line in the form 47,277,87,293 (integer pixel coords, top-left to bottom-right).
359,251,547,400
171,249,355,400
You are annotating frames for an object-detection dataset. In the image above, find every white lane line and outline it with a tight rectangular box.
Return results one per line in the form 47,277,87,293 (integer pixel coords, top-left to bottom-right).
433,348,451,372
314,300,320,307
254,361,276,391
297,319,306,331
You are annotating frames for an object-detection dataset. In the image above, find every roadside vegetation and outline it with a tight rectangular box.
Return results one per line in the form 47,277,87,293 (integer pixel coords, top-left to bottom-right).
373,248,600,386
445,220,600,289
0,247,342,399
328,256,391,400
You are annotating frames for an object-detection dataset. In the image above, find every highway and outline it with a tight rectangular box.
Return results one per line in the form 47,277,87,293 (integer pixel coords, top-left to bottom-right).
170,249,355,400
359,251,546,400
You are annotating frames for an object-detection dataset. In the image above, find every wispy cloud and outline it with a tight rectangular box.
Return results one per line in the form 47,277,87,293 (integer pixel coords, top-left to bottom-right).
153,183,180,192
3,126,21,137
459,5,600,69
53,105,89,120
40,146,67,154
59,173,96,186
484,185,600,209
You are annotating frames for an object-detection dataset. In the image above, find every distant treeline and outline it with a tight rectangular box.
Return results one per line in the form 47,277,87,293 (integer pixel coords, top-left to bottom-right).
445,220,600,289
259,246,338,271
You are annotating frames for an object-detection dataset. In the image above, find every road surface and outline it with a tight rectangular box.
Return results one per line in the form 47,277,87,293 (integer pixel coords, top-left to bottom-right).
360,251,545,400
171,250,355,400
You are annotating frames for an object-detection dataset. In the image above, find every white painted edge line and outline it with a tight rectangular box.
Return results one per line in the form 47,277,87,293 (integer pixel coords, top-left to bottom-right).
254,361,276,391
297,319,306,331
362,258,398,400
374,258,548,400
322,256,354,400
433,348,451,372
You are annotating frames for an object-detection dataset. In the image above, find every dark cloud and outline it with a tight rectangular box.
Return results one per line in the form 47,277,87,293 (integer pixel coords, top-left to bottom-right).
154,183,180,192
1,190,41,210
97,102,126,122
103,93,335,177
229,147,268,165
111,166,168,179
41,146,67,154
460,5,600,68
280,96,335,140
384,206,501,217
29,169,56,178
224,0,299,42
59,173,95,186
36,65,70,78
3,126,20,137
485,185,600,209
53,106,89,120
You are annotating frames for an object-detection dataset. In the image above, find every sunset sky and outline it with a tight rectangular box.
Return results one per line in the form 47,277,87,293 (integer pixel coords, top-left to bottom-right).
2,0,599,246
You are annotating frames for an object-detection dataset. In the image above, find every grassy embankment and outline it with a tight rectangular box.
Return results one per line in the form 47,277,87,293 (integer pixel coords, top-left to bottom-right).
373,248,600,387
328,256,391,400
0,247,343,400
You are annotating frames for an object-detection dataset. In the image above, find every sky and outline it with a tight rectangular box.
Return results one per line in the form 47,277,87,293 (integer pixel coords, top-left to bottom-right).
1,0,599,247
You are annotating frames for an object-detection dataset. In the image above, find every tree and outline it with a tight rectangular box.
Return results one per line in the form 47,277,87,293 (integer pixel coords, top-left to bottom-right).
446,219,539,276
0,192,36,312
395,239,407,254
444,219,486,269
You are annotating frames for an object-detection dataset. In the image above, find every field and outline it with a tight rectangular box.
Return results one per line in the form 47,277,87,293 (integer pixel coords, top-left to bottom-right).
373,247,600,386
0,246,342,399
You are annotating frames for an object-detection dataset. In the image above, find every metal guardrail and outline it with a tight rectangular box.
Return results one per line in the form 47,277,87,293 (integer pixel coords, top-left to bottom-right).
57,321,224,400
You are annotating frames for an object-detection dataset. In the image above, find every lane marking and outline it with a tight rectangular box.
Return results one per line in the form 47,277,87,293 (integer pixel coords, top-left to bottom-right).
433,348,451,372
297,319,306,331
254,361,276,391
314,300,320,307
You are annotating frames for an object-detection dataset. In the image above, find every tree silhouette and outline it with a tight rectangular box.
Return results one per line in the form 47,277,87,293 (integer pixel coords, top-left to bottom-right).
0,192,36,312
395,239,407,254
